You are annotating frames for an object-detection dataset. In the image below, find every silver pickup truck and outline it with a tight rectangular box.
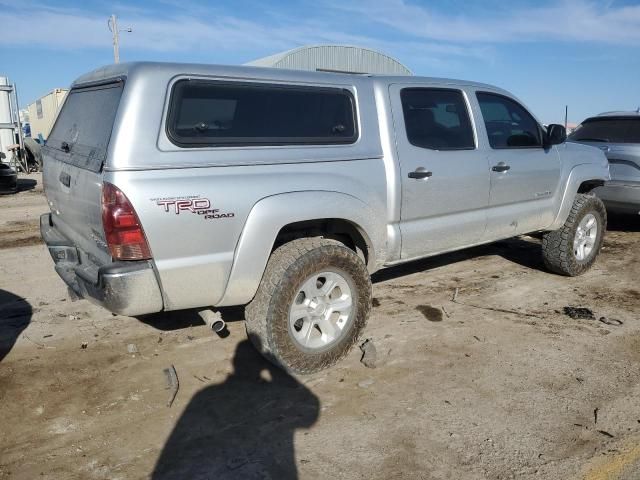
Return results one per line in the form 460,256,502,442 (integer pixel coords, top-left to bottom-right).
41,62,609,373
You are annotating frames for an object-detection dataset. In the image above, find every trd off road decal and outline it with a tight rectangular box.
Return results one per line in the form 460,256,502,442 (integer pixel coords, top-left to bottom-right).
151,196,234,220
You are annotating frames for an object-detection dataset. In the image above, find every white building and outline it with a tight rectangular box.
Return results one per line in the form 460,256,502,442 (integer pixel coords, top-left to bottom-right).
27,88,68,141
247,45,412,76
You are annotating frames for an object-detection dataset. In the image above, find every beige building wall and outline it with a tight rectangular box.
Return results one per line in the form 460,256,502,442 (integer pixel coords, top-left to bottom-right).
27,88,68,140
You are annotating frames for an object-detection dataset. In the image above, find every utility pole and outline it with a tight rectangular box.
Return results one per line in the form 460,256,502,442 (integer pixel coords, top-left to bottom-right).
564,105,568,130
107,14,132,64
109,14,120,63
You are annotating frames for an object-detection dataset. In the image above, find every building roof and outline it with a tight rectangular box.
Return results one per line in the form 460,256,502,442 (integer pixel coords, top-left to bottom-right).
596,109,640,118
246,45,412,76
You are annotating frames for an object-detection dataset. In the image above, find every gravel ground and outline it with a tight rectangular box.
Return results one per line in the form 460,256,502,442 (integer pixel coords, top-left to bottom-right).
1,173,639,480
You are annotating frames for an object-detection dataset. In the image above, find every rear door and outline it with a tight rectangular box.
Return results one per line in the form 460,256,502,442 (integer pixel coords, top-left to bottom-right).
43,80,124,269
474,91,561,237
390,85,490,258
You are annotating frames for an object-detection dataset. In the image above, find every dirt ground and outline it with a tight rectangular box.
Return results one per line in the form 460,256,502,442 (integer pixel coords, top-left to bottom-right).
1,173,639,480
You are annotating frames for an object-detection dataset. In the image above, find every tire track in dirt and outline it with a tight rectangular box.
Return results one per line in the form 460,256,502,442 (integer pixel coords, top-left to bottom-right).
0,220,42,250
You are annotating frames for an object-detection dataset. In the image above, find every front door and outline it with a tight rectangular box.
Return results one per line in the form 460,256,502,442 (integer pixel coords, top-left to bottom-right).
474,91,561,237
390,85,491,259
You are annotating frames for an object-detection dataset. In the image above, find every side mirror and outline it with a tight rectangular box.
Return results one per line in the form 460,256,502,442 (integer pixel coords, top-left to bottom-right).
545,124,567,147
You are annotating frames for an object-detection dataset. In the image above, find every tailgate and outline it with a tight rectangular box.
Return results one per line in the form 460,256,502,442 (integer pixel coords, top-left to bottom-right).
43,80,124,277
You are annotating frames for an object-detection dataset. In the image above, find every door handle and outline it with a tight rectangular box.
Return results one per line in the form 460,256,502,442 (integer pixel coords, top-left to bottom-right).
408,170,433,179
492,163,511,173
59,171,71,188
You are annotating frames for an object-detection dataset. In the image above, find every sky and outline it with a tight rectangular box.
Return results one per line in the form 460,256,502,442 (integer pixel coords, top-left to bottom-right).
0,0,639,124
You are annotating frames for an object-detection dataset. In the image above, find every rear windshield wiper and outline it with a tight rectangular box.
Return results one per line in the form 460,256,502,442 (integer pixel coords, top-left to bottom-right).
572,137,610,142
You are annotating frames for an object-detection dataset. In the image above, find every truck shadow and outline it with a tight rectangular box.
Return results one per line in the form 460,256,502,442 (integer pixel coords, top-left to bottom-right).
373,236,544,284
0,289,32,362
607,213,640,232
137,309,208,331
137,306,246,331
152,336,319,479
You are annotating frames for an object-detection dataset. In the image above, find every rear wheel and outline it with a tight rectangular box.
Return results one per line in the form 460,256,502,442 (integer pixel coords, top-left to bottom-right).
542,194,606,276
245,237,371,374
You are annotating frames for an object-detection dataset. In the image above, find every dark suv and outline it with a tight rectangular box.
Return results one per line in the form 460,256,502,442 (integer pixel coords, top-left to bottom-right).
569,111,640,215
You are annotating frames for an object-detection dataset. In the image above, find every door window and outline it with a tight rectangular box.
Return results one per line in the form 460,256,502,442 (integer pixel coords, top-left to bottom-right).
400,88,475,150
476,92,542,149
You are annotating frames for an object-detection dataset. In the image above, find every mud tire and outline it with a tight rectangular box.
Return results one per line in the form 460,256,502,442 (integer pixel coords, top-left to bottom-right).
542,194,606,276
245,237,371,374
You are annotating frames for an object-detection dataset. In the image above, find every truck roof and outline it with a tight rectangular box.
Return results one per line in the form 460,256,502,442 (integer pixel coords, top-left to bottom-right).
595,110,640,118
72,61,508,95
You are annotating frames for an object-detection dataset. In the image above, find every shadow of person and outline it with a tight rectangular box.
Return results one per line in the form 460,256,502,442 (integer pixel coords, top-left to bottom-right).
152,337,320,480
0,289,32,363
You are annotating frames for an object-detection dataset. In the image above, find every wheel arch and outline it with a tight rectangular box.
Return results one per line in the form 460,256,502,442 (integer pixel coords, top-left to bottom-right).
216,191,384,307
548,163,610,231
577,179,605,193
273,218,372,265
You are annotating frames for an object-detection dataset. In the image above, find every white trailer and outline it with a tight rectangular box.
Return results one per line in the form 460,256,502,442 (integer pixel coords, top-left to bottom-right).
27,88,68,141
0,76,14,163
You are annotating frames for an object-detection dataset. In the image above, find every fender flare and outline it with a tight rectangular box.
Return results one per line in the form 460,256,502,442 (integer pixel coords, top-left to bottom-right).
216,191,384,307
548,163,610,230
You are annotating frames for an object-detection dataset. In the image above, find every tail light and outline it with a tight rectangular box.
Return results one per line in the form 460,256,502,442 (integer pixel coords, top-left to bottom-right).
101,182,152,261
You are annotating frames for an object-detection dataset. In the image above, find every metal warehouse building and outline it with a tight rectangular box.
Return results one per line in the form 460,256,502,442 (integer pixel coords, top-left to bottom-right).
247,45,412,75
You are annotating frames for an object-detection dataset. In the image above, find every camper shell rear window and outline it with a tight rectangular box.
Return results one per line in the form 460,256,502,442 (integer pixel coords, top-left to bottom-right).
47,80,124,173
166,79,358,147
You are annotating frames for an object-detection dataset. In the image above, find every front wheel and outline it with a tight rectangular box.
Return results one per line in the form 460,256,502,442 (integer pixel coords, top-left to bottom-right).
245,237,371,374
542,193,607,276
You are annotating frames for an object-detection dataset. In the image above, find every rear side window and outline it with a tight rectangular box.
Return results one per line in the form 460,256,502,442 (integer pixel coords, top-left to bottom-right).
400,88,475,150
569,117,640,144
47,81,123,172
476,92,542,148
167,80,357,147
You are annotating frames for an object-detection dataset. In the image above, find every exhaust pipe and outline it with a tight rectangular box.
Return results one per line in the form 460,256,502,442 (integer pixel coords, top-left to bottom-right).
211,319,226,334
198,309,229,338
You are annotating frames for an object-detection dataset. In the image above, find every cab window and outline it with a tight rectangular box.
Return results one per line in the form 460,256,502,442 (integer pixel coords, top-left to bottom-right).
476,92,542,149
400,88,475,150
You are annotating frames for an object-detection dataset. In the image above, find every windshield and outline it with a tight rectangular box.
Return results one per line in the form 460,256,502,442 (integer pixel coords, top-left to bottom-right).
569,117,640,144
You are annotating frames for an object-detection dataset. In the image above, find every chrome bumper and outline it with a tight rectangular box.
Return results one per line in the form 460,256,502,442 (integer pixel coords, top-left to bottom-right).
40,213,164,316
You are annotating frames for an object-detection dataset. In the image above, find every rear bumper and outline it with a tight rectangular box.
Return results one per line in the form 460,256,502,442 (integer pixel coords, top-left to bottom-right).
40,213,164,316
593,182,640,214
